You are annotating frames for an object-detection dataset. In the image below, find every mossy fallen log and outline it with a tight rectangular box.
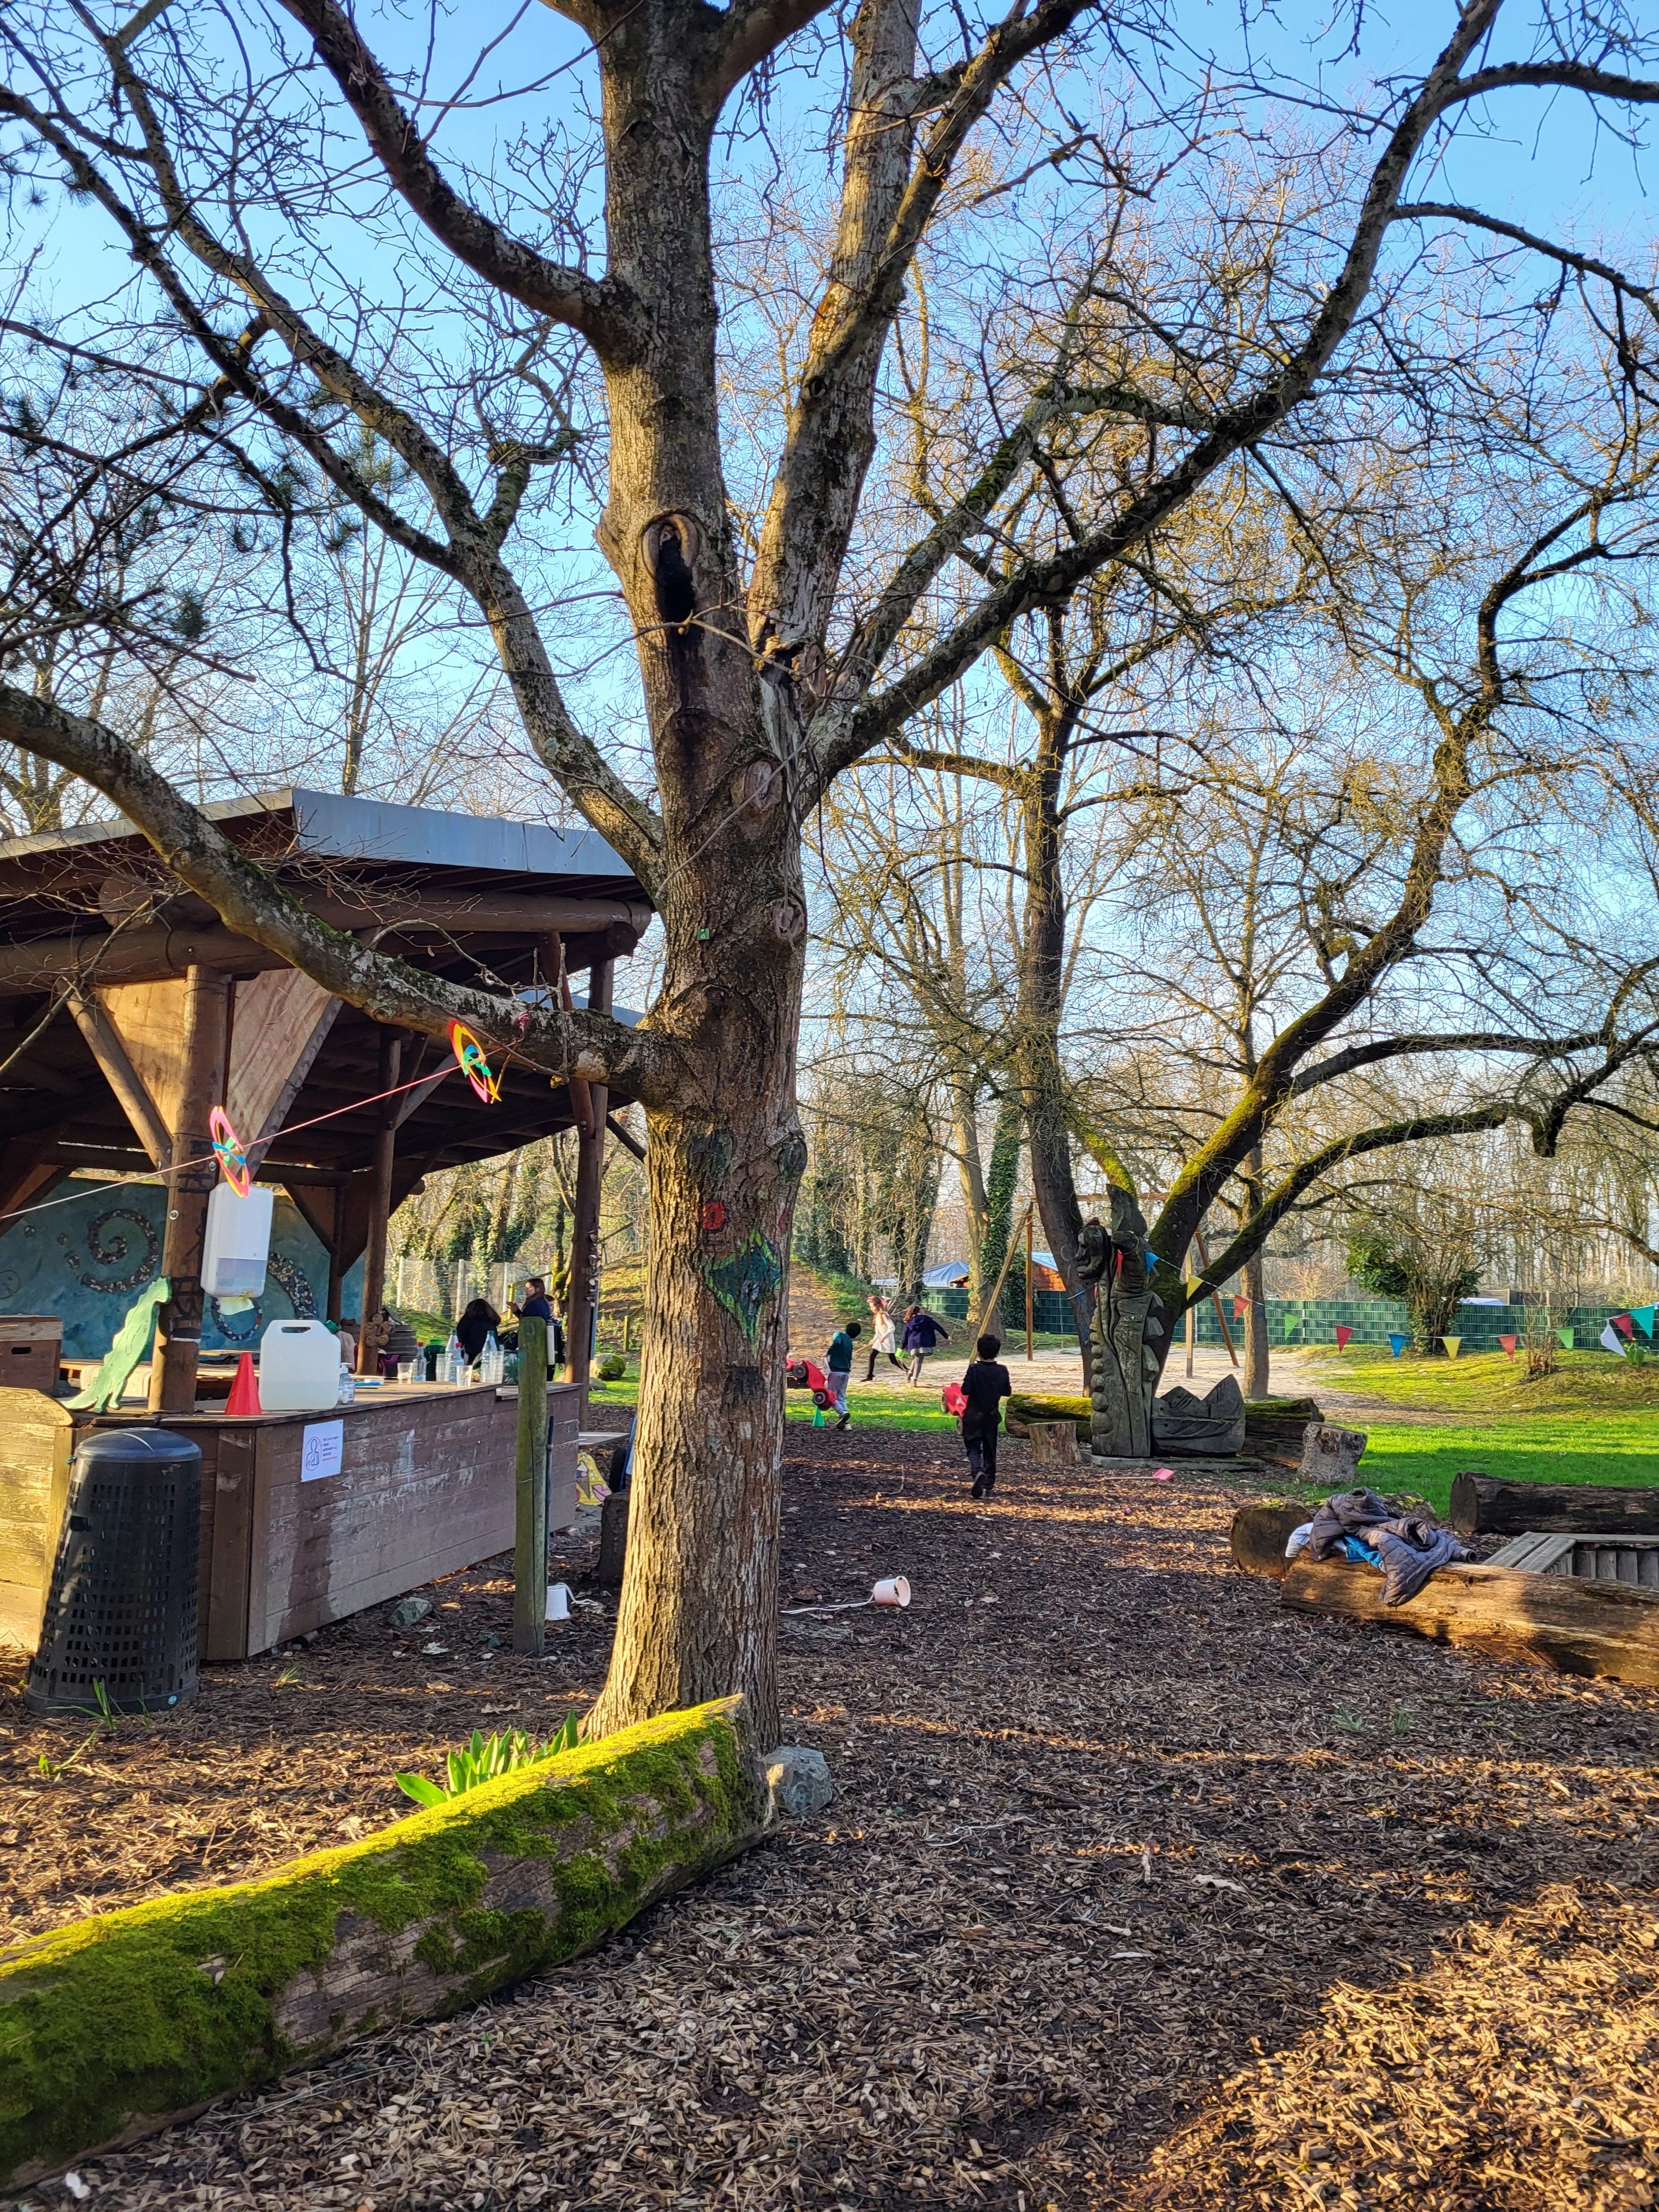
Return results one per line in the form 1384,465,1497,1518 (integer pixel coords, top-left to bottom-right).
1280,1557,1659,1686
1450,1471,1659,1538
0,1695,770,2190
1006,1392,1091,1439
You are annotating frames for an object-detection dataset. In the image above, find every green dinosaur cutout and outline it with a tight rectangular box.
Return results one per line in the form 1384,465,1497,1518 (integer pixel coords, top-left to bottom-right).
66,1278,171,1412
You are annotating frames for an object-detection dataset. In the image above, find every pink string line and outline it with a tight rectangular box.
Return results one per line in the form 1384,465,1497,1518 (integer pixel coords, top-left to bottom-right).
0,1065,458,1227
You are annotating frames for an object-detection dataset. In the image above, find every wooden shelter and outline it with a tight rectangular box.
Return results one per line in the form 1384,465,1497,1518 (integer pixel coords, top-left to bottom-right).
0,786,651,1409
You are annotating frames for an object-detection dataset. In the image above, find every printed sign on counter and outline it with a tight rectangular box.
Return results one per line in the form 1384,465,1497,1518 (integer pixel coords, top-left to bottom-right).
301,1419,345,1482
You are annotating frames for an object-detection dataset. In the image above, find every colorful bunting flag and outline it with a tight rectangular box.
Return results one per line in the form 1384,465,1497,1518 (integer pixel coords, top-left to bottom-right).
1614,1313,1635,1338
1498,1334,1517,1357
1283,1317,1301,1342
1441,1335,1462,1359
1387,1333,1408,1359
1557,1327,1574,1350
1632,1305,1657,1339
1334,1324,1353,1350
1233,1296,1248,1321
1601,1321,1626,1355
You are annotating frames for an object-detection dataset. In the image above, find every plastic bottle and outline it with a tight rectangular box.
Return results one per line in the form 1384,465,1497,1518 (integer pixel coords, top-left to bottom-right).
444,1331,462,1386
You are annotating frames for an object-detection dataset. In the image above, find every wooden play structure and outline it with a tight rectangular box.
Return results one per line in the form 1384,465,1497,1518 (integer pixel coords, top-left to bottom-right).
0,787,650,1652
0,785,648,1403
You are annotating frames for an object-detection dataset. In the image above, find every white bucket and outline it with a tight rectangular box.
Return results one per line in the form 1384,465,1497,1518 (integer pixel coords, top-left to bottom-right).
545,1582,572,1622
871,1577,911,1608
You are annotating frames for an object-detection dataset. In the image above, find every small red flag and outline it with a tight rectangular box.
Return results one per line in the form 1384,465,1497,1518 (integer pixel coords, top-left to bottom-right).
1334,1324,1353,1350
1233,1296,1247,1320
1615,1313,1636,1338
1498,1334,1517,1358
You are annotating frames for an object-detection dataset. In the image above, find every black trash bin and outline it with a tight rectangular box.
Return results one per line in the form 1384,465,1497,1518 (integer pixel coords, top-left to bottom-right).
24,1428,201,1717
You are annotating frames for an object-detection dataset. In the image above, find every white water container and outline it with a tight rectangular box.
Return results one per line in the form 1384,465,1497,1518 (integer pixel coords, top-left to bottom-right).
202,1183,274,1298
260,1319,342,1411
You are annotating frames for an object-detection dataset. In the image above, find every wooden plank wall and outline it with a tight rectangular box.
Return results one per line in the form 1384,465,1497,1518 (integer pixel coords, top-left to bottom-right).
248,1382,585,1653
0,1388,74,1650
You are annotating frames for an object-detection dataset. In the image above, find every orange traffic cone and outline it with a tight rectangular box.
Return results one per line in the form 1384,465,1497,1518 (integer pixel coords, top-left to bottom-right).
225,1352,262,1416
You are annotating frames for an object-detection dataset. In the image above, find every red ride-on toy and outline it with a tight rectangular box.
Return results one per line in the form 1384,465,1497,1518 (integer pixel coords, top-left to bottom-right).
785,1356,832,1409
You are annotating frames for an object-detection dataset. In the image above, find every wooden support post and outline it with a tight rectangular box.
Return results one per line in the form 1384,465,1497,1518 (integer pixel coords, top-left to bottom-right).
973,1201,1030,1342
514,1316,549,1655
149,967,231,1416
1025,1210,1034,1360
1191,1228,1239,1368
327,1185,346,1326
1185,1244,1196,1378
565,961,612,1389
356,1031,401,1373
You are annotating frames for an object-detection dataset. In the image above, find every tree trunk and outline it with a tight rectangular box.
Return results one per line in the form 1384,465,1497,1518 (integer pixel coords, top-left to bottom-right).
978,1097,1022,1317
1242,1249,1269,1398
952,1073,990,1308
586,977,804,1747
1013,713,1090,1381
1240,1144,1269,1398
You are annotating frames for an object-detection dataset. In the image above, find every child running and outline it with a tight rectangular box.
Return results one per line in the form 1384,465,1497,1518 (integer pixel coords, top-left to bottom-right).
959,1332,1013,1497
825,1319,861,1429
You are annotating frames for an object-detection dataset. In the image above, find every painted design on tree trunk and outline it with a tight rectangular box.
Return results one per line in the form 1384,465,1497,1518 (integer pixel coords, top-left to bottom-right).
1077,1191,1167,1458
699,1199,727,1233
705,1233,782,1342
687,1130,735,1187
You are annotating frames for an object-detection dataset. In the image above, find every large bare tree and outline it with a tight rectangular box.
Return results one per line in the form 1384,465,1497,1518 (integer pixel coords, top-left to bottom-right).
2,0,1657,1738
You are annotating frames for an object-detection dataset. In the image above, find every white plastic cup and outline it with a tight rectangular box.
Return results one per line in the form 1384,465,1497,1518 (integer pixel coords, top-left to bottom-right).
545,1582,572,1622
397,1360,416,1385
871,1577,911,1608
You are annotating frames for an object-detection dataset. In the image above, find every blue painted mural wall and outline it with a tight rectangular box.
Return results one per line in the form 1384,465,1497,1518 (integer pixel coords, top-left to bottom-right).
0,1177,364,1358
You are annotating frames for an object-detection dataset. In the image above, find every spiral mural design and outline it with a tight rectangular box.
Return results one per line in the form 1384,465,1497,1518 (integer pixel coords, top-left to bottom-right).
76,1208,161,1295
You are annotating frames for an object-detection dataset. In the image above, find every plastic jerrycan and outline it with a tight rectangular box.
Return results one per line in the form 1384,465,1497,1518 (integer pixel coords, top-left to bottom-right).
259,1319,343,1411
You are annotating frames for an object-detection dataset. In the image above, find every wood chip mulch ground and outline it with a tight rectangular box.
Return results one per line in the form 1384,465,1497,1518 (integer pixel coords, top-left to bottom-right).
2,1426,1657,2210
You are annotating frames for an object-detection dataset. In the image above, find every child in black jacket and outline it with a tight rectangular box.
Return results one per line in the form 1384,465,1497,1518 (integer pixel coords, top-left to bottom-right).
959,1333,1013,1497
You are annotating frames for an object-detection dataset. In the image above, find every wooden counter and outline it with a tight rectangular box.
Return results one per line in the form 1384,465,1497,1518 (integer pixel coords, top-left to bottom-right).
0,1381,581,1663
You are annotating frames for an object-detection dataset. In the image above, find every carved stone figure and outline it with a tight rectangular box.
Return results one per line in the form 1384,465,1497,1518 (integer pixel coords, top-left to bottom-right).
1151,1374,1246,1457
1078,1189,1168,1459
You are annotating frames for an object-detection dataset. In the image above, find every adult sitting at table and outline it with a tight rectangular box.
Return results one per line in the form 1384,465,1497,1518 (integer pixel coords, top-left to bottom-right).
507,1277,567,1369
455,1297,500,1365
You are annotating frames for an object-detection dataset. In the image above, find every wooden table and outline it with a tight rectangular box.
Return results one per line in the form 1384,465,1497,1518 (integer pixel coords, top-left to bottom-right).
72,1379,582,1662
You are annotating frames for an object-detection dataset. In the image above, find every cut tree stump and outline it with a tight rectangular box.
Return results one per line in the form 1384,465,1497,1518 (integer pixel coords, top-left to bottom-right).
1027,1420,1081,1465
1451,1471,1659,1538
1229,1503,1306,1579
0,1695,770,2190
1280,1556,1659,1686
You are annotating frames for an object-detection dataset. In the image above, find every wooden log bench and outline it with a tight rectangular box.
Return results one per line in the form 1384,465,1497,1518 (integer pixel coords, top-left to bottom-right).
1280,1555,1659,1686
1229,1502,1305,1578
1451,1471,1659,1537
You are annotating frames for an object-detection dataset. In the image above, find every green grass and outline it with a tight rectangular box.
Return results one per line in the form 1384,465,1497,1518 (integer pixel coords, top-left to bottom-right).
1291,1345,1659,1516
1299,1343,1659,1416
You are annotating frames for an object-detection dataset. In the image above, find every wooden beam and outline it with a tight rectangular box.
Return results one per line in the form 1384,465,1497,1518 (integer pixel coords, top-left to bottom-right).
66,989,171,1166
565,960,612,1389
0,896,651,995
1281,1553,1659,1688
1450,1472,1659,1538
149,967,231,1415
283,1180,338,1259
0,1139,67,1229
228,971,340,1172
606,1110,645,1164
356,1031,401,1371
